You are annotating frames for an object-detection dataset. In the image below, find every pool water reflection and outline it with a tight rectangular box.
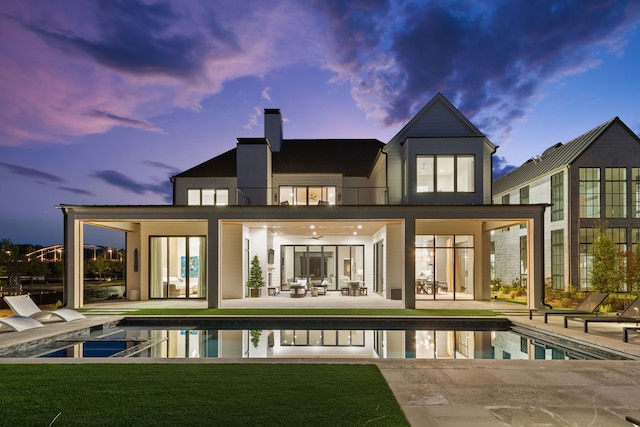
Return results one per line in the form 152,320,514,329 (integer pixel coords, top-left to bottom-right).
29,323,629,360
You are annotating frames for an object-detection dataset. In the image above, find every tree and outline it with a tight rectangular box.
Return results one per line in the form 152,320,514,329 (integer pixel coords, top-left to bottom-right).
619,244,640,295
1,239,26,290
590,228,621,295
86,257,111,282
246,255,265,296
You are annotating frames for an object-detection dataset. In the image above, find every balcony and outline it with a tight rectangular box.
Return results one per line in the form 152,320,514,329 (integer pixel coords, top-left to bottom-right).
234,187,389,206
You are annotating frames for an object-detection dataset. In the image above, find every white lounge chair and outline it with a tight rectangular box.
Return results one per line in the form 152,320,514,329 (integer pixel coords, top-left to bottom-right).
0,315,44,332
3,295,85,323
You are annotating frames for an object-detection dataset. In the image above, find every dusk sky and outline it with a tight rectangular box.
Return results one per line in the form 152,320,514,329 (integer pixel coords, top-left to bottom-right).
1,0,640,248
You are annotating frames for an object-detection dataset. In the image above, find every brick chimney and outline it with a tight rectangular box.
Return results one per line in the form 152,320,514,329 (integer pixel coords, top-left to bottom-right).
264,108,283,152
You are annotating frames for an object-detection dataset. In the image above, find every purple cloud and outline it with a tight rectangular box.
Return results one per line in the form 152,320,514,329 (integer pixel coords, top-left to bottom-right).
91,170,149,195
0,161,65,183
143,160,181,174
0,0,639,148
91,169,172,202
58,187,95,196
88,110,165,133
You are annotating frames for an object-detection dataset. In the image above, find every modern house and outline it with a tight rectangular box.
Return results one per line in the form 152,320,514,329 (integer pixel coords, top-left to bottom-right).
492,117,640,293
60,93,546,309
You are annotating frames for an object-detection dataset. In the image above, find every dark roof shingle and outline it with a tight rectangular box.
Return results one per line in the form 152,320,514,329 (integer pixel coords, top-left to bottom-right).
174,139,384,179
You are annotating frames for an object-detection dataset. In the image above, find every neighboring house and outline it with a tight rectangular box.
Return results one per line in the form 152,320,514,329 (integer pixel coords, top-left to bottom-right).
492,117,640,293
60,93,545,309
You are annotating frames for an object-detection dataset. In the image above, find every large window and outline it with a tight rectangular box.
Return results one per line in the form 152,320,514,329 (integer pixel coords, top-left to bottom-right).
605,168,626,218
520,186,529,228
579,227,595,291
415,234,474,299
550,172,564,221
150,236,206,299
633,169,640,218
416,155,475,193
633,228,640,254
579,168,600,218
279,186,336,205
579,227,626,290
280,244,363,291
519,186,529,204
187,189,229,206
551,230,564,290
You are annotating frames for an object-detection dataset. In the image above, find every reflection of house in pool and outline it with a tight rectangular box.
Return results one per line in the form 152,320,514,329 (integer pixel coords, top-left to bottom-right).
24,323,625,360
59,93,545,309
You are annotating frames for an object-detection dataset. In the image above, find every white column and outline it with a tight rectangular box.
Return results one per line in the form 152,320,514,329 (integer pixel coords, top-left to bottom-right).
63,209,84,308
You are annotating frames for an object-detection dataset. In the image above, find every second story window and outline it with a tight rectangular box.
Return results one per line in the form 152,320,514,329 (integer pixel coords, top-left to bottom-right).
551,172,564,221
519,186,529,228
187,188,229,206
416,155,475,193
633,168,640,218
605,167,626,218
279,186,336,205
579,168,600,218
519,186,529,204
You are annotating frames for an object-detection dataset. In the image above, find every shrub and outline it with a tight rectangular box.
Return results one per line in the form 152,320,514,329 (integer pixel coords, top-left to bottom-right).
599,303,616,313
560,297,572,308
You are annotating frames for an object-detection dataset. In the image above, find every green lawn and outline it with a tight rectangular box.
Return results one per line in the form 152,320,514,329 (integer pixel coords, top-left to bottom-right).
0,364,409,427
118,308,500,316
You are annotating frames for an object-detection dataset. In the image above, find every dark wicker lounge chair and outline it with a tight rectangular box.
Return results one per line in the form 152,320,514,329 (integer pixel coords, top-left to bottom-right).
564,296,640,333
528,292,608,323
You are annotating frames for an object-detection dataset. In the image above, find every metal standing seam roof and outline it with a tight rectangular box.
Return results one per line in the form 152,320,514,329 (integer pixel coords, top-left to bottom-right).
173,139,385,179
492,117,619,195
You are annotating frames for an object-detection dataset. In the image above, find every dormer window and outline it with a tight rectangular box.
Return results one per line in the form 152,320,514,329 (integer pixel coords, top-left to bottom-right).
187,188,229,206
416,155,475,193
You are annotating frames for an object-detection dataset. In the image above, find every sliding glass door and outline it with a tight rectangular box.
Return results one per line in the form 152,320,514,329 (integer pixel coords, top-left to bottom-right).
280,244,363,291
150,236,206,299
415,235,474,300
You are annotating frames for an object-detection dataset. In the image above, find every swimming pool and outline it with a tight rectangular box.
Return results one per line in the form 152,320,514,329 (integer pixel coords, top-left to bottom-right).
3,318,633,360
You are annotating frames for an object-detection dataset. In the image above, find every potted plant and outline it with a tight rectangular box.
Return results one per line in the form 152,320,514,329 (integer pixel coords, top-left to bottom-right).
247,254,265,297
250,329,262,348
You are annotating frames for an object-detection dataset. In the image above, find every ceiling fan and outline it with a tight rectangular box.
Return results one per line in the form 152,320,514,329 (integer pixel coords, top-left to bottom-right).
299,233,324,240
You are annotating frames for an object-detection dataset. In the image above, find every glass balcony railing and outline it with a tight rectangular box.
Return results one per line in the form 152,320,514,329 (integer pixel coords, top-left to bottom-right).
234,187,389,206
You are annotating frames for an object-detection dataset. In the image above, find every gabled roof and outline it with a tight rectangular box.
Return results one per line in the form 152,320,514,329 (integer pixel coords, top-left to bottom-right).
384,92,492,149
174,139,384,179
493,117,623,194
